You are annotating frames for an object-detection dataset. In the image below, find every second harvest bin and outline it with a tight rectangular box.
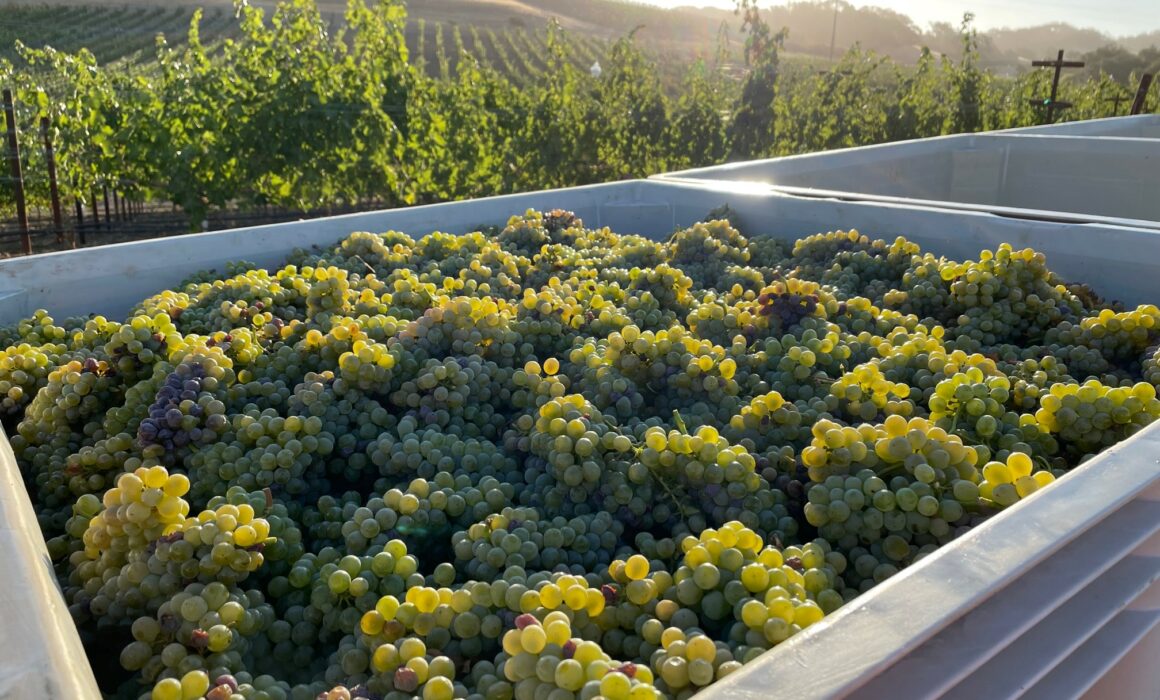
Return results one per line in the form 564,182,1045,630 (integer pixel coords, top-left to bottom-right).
653,115,1160,230
1,173,1160,699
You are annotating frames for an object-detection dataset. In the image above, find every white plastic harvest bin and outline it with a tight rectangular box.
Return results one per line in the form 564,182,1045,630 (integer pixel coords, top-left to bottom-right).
1003,114,1160,139
654,128,1160,229
2,177,1160,699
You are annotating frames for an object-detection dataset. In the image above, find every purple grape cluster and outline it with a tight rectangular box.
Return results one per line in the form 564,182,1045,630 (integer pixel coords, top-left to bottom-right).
755,290,820,328
137,362,220,454
543,209,582,235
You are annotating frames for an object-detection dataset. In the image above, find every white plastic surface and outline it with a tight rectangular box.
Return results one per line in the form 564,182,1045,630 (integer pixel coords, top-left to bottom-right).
3,176,1160,700
654,124,1160,227
0,426,102,700
1003,114,1160,139
3,179,1160,323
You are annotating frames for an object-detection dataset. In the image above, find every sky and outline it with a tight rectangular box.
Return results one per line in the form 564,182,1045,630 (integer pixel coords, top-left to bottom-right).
631,0,1160,37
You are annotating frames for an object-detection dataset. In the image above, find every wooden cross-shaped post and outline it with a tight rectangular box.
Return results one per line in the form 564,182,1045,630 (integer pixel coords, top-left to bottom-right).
1104,92,1129,115
1029,50,1085,123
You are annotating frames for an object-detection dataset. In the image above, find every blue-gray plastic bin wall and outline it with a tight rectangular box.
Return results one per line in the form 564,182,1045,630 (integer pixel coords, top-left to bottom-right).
1002,114,1160,139
3,179,1160,322
653,120,1160,227
3,177,1160,700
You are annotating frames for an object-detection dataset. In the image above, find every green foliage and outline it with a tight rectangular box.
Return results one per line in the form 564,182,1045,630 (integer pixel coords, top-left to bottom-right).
728,0,786,160
779,48,890,154
887,49,953,142
593,33,671,180
948,14,985,134
666,60,729,170
0,0,1153,225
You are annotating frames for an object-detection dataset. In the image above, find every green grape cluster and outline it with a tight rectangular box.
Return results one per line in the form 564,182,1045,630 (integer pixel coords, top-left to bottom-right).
186,406,334,500
1033,380,1160,457
684,289,758,348
122,581,275,694
452,507,623,581
19,356,125,517
626,264,697,318
717,265,767,294
936,244,1087,347
500,612,659,700
667,219,750,287
388,355,510,439
723,391,807,454
829,362,913,421
148,501,274,588
648,628,742,694
69,466,191,624
514,287,583,358
601,522,841,666
1001,355,1073,412
526,394,627,508
798,415,982,582
977,452,1057,508
207,487,304,578
792,230,918,302
1144,344,1160,389
928,368,1009,432
496,210,555,256
1043,305,1160,378
635,424,779,532
0,338,71,417
308,474,514,557
747,322,850,404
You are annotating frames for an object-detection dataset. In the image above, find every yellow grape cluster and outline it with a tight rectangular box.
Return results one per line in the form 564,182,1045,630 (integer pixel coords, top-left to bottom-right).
1034,380,1160,455
979,452,1056,507
802,414,978,485
502,612,659,700
829,361,914,421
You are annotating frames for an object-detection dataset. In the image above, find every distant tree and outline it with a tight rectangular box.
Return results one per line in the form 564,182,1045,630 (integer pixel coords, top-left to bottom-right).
593,30,670,179
1142,46,1160,75
1081,44,1146,84
947,14,984,134
667,59,729,168
728,0,786,160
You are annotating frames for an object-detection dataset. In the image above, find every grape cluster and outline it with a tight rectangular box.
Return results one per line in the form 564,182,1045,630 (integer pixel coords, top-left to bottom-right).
501,612,659,700
1034,380,1160,458
122,581,275,696
138,358,230,460
829,362,913,422
723,391,807,454
452,507,623,581
792,230,918,303
1043,305,1160,378
753,283,821,332
977,452,1056,508
1144,344,1160,389
70,466,192,624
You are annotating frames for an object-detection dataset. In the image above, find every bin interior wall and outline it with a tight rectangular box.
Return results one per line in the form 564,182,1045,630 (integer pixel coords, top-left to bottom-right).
657,134,1160,223
1,179,1157,324
1003,114,1160,138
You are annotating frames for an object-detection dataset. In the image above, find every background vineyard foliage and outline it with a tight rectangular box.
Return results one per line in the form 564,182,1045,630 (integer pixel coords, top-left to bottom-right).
0,0,1156,228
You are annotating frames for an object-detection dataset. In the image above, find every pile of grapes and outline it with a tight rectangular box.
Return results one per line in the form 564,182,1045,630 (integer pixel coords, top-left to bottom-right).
7,210,1160,700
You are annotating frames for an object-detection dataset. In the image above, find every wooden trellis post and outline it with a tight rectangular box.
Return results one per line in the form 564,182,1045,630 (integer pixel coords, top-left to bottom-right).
1029,50,1085,123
